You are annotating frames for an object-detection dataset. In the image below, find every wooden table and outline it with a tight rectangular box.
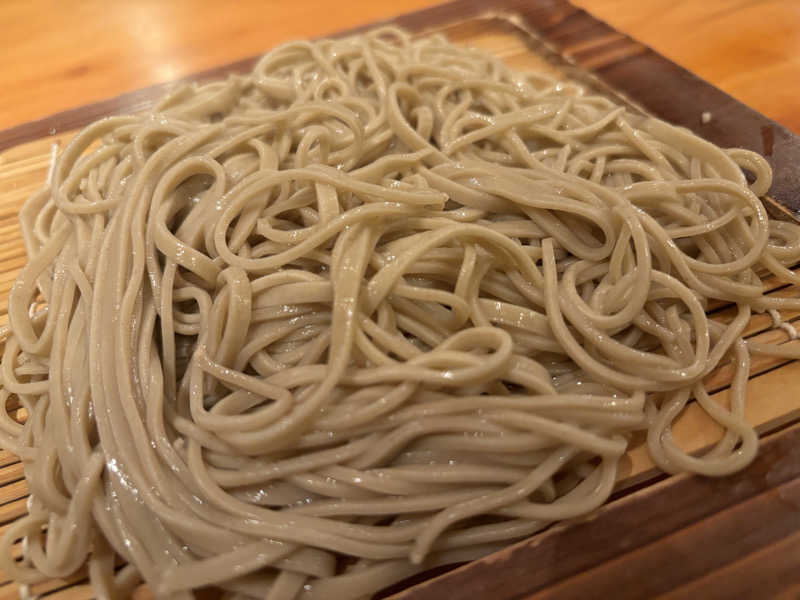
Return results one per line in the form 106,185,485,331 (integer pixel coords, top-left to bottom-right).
2,0,799,134
1,1,799,599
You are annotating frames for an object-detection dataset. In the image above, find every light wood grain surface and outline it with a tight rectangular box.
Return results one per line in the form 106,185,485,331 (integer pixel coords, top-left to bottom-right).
572,0,800,134
1,0,798,133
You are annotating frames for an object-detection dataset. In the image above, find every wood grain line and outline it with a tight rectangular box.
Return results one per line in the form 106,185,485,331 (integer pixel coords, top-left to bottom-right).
526,475,800,598
655,529,800,600
0,452,19,469
0,464,24,488
0,498,28,526
388,423,800,599
0,481,28,507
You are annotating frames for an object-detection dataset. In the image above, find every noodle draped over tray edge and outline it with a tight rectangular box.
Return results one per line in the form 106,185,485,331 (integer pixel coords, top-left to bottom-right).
1,26,799,600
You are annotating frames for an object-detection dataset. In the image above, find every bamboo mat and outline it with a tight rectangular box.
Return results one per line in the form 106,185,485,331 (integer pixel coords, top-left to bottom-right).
1,14,799,600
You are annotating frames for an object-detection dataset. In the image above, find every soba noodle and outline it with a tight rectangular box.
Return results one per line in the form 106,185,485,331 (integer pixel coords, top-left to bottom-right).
1,26,799,599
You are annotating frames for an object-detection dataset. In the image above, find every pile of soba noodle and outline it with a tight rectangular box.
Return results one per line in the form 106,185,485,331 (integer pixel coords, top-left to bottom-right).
2,26,800,600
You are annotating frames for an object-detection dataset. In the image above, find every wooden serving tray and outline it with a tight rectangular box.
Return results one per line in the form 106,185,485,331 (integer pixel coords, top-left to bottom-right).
1,1,799,598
